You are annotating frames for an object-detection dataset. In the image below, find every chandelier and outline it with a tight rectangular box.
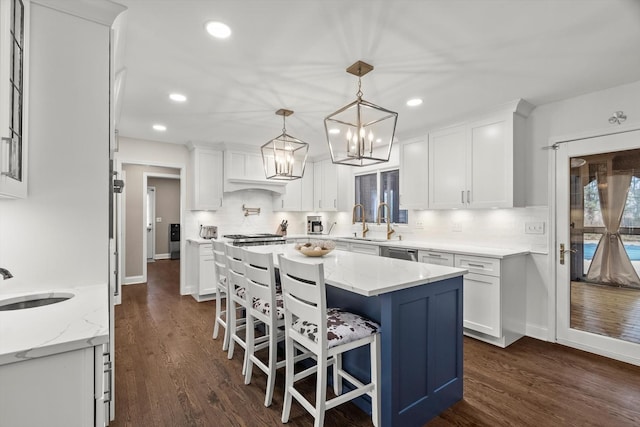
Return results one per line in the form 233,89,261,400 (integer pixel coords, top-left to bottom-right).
261,109,309,180
324,60,398,167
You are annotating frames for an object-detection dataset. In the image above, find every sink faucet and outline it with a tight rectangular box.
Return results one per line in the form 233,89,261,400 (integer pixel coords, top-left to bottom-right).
0,268,13,280
352,204,369,238
377,202,395,240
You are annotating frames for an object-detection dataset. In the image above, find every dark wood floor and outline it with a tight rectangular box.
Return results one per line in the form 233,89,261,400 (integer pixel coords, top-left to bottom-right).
111,260,640,427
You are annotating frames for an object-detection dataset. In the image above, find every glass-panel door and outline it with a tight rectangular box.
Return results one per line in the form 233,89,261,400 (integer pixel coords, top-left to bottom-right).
556,130,640,365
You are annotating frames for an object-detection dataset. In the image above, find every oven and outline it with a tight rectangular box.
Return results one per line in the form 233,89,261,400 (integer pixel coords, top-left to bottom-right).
223,233,287,247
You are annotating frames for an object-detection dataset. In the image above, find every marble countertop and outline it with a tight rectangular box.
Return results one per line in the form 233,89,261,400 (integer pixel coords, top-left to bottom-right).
0,279,109,365
287,234,530,259
246,244,467,297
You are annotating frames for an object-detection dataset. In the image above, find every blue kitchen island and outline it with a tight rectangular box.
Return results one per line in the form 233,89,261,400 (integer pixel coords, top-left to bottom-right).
247,244,468,427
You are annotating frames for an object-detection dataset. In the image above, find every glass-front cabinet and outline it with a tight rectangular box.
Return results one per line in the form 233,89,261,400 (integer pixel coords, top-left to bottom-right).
0,0,29,198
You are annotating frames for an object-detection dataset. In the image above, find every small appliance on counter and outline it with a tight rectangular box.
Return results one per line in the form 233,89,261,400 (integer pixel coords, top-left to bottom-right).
307,215,324,235
199,225,218,239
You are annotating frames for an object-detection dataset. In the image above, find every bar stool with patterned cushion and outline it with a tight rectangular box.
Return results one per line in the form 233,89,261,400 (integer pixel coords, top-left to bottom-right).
277,254,381,427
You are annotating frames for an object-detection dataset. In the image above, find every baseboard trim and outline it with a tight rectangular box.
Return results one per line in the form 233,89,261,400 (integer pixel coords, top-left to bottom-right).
525,324,549,341
154,253,170,260
124,275,144,285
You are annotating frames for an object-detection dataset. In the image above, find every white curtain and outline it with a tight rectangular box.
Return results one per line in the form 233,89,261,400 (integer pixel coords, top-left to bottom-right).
586,171,640,287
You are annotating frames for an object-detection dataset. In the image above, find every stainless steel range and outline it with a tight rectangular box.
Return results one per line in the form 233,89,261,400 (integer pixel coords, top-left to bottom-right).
223,233,287,247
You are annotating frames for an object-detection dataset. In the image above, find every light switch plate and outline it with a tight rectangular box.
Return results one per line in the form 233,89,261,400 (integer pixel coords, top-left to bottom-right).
525,221,545,234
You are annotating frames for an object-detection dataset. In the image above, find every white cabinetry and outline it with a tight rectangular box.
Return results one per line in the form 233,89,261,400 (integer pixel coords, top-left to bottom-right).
188,143,223,211
399,137,428,209
348,242,380,255
224,148,286,193
428,100,534,209
0,345,108,427
0,0,29,198
418,250,454,266
454,253,526,347
273,162,314,211
313,159,350,211
418,248,527,347
186,240,216,302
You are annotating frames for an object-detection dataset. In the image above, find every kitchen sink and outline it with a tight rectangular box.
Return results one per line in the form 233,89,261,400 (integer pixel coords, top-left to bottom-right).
0,292,74,311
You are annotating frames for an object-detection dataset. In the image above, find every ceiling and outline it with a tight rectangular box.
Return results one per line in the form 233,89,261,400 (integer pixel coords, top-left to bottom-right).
115,0,640,158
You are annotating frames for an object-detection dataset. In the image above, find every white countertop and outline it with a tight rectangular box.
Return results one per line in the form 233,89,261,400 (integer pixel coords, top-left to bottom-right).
246,244,467,297
287,235,530,259
0,279,109,365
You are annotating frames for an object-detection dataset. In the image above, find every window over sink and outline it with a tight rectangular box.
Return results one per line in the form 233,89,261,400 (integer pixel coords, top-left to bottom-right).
355,169,407,224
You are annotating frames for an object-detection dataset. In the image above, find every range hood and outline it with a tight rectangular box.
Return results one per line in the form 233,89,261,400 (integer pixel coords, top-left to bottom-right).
224,149,287,194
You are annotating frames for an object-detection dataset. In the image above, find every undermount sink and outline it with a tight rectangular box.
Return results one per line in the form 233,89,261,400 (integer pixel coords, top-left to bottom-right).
0,292,74,311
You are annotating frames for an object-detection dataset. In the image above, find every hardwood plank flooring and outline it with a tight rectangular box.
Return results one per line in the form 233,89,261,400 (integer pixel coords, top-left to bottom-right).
571,280,640,344
111,260,640,427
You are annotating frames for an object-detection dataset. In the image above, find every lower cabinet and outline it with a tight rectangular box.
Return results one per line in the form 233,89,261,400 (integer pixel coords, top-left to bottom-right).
0,344,109,427
419,250,526,347
186,240,216,302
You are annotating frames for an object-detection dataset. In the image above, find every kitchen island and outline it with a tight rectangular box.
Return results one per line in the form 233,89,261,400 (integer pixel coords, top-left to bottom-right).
247,244,468,427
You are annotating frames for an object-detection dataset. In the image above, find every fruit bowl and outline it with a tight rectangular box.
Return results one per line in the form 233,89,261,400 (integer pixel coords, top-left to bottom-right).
294,240,336,257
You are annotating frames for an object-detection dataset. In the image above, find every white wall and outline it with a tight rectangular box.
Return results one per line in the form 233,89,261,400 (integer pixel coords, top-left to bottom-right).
0,5,110,285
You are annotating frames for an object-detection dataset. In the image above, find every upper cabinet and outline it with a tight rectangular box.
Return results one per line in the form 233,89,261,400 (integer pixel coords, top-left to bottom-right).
399,137,429,209
428,99,534,209
224,148,286,194
273,162,314,212
0,0,29,199
188,143,223,211
313,158,350,212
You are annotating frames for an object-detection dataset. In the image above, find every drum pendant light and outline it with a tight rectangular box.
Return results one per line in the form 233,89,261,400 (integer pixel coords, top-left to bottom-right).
261,109,309,180
324,60,398,167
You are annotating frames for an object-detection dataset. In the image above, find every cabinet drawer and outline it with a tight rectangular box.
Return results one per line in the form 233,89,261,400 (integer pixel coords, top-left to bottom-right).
199,243,213,256
455,254,500,276
349,243,379,255
418,250,454,267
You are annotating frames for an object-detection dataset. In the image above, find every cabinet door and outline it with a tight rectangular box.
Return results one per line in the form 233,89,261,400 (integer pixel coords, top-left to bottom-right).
399,138,428,209
462,272,501,338
273,178,301,211
191,148,222,210
313,160,323,210
0,0,29,199
428,126,467,209
300,161,314,211
468,116,512,208
323,160,339,210
418,250,454,266
199,252,216,295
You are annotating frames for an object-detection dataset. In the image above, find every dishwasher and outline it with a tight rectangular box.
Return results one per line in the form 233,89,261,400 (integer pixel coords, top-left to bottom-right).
379,246,418,262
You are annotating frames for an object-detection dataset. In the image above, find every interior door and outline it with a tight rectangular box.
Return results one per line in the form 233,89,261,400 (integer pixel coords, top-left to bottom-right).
146,186,155,261
556,129,640,366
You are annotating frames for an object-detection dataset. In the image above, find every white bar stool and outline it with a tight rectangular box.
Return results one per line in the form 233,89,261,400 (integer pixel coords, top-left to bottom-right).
211,239,229,349
278,254,381,427
225,243,252,374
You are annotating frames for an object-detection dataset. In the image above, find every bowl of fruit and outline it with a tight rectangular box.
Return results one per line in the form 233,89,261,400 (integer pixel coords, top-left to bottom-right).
294,240,336,257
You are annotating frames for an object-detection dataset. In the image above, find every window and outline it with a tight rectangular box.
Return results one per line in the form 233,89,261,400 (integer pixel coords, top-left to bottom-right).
355,169,407,224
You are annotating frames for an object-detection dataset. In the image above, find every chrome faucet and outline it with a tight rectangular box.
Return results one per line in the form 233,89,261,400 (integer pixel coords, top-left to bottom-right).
0,268,13,280
377,202,395,240
352,204,369,238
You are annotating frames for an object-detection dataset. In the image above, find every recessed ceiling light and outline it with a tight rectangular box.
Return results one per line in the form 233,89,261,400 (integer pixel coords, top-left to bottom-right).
153,124,167,131
205,21,231,39
169,93,187,102
329,128,340,134
406,98,423,107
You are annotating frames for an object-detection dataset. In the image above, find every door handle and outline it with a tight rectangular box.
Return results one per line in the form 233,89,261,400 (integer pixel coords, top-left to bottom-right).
559,243,577,265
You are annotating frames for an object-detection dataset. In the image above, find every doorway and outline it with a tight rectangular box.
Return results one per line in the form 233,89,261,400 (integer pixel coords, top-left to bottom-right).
146,186,156,262
556,129,640,365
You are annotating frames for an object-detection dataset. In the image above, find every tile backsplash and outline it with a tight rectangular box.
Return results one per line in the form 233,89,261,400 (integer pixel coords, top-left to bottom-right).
186,190,548,254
